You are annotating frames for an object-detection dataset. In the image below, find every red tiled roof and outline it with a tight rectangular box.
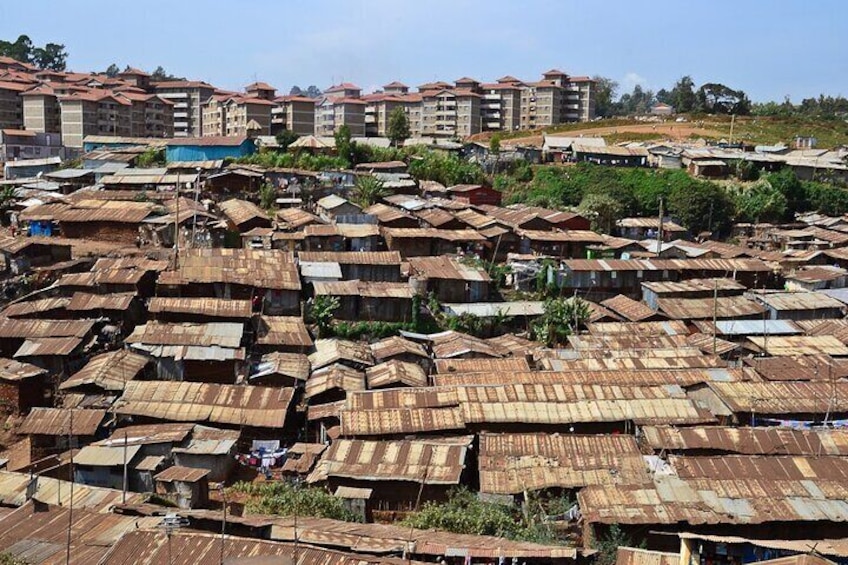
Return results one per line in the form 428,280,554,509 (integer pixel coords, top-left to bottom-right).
454,76,479,84
542,68,568,76
383,81,408,89
0,80,31,92
152,80,215,89
325,82,360,93
246,81,276,91
569,76,594,82
275,95,317,104
119,67,151,77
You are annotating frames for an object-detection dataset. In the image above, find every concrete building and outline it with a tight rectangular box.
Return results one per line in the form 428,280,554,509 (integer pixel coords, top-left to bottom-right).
21,84,61,133
116,91,174,138
58,91,133,148
0,128,65,161
202,95,274,137
0,80,28,130
315,97,366,137
271,95,316,136
153,80,216,137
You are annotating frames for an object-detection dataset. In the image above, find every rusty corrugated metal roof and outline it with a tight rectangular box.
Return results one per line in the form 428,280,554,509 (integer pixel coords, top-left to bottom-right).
59,349,149,392
305,364,366,399
432,368,746,388
307,436,473,485
18,407,106,436
587,320,689,336
298,251,402,265
148,297,253,319
746,335,848,356
0,318,94,338
154,465,210,483
126,321,243,348
157,248,301,291
479,433,651,494
254,316,313,347
642,425,848,456
0,357,46,381
365,360,428,389
218,198,270,227
309,339,374,370
370,336,428,362
67,291,136,312
707,381,848,415
658,295,765,320
408,256,490,282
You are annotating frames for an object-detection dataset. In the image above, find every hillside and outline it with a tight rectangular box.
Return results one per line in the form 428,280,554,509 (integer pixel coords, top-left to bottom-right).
472,115,848,149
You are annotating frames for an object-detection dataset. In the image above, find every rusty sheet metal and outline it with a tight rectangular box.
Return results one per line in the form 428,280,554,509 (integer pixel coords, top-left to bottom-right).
341,406,465,436
147,297,252,319
67,291,135,312
382,227,486,242
253,351,311,381
744,355,848,381
254,316,313,347
59,349,149,392
708,381,848,415
53,199,155,224
1,297,70,318
641,278,747,295
670,454,848,482
434,357,530,374
568,334,689,351
14,336,83,357
798,319,848,344
564,258,772,273
0,357,46,381
616,548,678,565
746,335,848,356
305,364,366,399
307,400,345,422
218,198,270,227
74,444,142,467
538,355,727,371
433,368,746,388
408,256,490,282
18,407,106,436
276,207,323,230
485,334,544,356
313,280,415,299
585,300,624,323
643,425,848,456
756,291,845,311
93,423,194,448
517,229,605,243
572,346,707,360
431,331,501,359
281,442,327,474
93,256,169,272
0,500,156,564
365,360,427,389
587,321,689,336
675,533,848,559
154,465,210,483
658,295,766,320
685,333,740,355
268,515,577,559
370,336,428,362
309,339,374,370
0,318,94,338
478,433,651,494
157,248,301,291
126,321,243,348
307,436,473,485
116,381,294,428
347,387,461,411
298,251,402,265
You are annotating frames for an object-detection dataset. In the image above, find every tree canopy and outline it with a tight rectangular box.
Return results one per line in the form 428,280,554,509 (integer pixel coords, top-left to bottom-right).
0,34,67,70
387,106,411,147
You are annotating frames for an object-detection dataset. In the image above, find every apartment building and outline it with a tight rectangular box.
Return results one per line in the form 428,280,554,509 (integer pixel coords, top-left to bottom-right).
153,81,216,137
116,67,152,91
0,80,28,130
21,84,61,133
58,91,132,148
245,82,276,101
363,93,406,137
271,95,316,136
520,69,595,129
202,94,273,137
418,84,482,139
116,91,174,138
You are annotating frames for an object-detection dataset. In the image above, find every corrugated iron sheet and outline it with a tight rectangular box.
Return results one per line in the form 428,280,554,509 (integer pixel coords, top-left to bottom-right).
307,436,473,485
0,358,46,382
116,381,294,429
305,364,366,399
0,318,94,338
746,335,848,356
657,295,765,320
126,321,243,348
157,248,301,291
14,336,83,357
433,368,746,388
643,425,848,456
1,297,70,318
254,316,313,347
478,433,651,494
298,251,402,265
313,280,414,299
587,321,689,336
309,339,374,371
708,381,848,415
408,256,490,282
365,360,428,389
67,291,135,312
154,465,210,483
434,357,530,374
74,444,142,467
370,336,428,362
218,198,270,227
147,297,253,319
18,407,106,436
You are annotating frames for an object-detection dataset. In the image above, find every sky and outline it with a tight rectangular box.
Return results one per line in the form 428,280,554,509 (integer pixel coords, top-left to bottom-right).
1,0,845,103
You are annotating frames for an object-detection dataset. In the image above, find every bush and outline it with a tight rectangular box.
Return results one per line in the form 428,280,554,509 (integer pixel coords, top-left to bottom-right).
408,151,486,186
229,481,360,522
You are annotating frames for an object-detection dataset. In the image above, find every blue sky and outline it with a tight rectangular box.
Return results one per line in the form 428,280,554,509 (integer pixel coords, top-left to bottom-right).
1,0,844,102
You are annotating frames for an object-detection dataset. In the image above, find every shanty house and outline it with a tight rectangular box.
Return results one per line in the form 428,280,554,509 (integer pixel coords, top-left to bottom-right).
154,465,210,509
382,228,487,258
72,443,144,490
0,358,48,414
298,251,403,282
171,425,240,482
157,248,301,315
312,280,415,322
752,291,845,321
218,198,272,233
165,136,255,162
307,436,474,512
0,237,73,274
316,195,361,221
408,256,490,302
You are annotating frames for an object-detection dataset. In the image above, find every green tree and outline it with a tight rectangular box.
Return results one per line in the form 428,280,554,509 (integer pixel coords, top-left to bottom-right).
592,76,619,118
407,150,486,187
489,133,502,155
334,125,353,166
697,83,751,115
135,147,165,168
764,168,806,213
666,178,733,234
387,107,411,147
275,129,300,151
309,295,339,338
105,63,120,78
150,66,185,82
594,525,637,565
0,35,33,64
532,297,592,347
259,182,277,212
351,175,388,207
401,487,526,538
30,42,67,71
0,553,29,565
579,192,625,234
731,179,788,223
670,76,696,113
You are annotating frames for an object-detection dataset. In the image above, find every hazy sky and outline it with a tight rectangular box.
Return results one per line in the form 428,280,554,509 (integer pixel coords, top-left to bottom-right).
2,0,844,102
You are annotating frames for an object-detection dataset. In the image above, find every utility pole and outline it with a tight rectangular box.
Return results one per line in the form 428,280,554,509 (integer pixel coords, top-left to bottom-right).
220,485,227,565
174,171,180,267
729,114,736,145
655,197,664,258
712,277,718,356
66,409,74,565
122,430,128,504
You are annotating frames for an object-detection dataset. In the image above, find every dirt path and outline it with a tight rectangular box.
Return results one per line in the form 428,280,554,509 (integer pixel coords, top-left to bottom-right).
498,123,728,147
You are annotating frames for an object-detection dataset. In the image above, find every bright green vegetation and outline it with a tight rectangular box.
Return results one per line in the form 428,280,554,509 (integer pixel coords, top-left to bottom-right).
229,481,361,522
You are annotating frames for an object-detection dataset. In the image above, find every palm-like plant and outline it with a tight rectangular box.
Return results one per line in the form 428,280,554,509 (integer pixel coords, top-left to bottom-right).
351,176,388,208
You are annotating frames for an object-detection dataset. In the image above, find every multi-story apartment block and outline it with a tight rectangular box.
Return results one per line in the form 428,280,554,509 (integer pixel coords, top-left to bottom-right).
202,94,274,137
153,81,216,137
363,93,406,137
519,69,595,129
116,67,152,91
58,91,132,148
116,91,174,138
245,82,276,101
0,80,28,130
271,95,316,136
21,84,61,133
315,83,366,137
